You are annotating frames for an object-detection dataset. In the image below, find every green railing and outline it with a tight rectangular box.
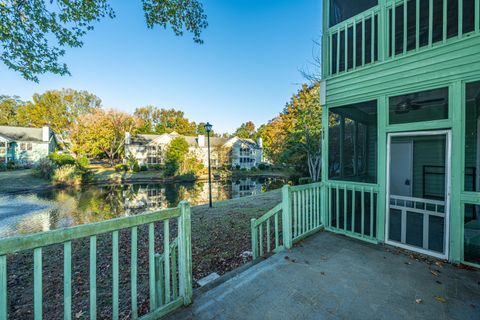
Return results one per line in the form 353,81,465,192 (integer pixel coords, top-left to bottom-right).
250,203,283,259
325,0,480,77
251,183,323,259
325,181,379,242
0,201,192,320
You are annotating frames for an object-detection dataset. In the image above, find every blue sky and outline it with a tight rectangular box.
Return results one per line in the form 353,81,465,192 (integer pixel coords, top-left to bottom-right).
0,0,322,133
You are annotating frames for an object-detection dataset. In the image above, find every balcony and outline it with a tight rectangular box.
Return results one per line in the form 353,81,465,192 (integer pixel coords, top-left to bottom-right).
324,0,480,78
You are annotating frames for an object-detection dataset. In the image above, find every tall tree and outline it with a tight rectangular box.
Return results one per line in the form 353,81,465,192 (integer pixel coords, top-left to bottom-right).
134,106,197,135
257,82,323,181
0,0,208,82
234,121,256,139
164,136,190,176
0,95,24,126
70,108,138,164
15,89,101,149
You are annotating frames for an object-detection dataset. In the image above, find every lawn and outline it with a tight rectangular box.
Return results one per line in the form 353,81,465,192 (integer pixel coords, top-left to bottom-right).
6,190,282,319
0,169,51,194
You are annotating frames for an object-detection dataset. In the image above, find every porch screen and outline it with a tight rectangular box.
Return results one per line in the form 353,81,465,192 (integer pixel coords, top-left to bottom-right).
328,100,378,183
389,87,448,125
465,204,480,265
329,0,378,27
465,81,480,192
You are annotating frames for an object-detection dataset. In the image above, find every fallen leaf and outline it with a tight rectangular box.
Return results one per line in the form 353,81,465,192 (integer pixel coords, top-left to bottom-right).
430,271,439,277
415,298,423,304
434,295,446,303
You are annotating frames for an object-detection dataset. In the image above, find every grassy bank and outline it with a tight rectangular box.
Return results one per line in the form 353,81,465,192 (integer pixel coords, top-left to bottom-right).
0,169,51,194
6,190,282,319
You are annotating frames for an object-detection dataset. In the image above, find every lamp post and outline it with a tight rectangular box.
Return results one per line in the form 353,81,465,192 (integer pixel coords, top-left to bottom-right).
204,122,213,208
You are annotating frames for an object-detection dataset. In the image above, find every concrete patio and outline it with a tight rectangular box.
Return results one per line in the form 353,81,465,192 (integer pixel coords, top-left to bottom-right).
168,232,480,320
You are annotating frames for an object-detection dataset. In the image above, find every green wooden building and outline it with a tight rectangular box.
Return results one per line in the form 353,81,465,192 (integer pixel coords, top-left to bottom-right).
320,0,480,267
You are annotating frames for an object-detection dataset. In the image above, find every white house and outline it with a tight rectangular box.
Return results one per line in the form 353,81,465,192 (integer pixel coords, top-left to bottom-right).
124,132,263,170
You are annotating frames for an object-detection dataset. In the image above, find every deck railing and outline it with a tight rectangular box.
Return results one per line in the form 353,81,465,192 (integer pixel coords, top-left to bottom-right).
325,182,379,242
251,183,323,259
0,201,192,320
325,0,480,77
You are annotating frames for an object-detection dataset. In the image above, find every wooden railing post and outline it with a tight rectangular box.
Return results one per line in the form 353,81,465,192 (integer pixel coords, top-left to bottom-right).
250,218,258,259
178,201,192,305
282,185,293,249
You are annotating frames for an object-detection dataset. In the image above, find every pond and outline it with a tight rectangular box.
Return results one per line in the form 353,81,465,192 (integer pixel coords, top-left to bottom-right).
0,177,285,238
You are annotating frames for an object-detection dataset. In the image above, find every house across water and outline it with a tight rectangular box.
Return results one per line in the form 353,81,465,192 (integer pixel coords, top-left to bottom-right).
0,126,57,166
321,0,480,266
124,131,264,170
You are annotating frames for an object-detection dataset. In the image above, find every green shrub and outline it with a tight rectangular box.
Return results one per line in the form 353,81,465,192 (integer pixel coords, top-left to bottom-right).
76,155,89,168
49,152,76,167
35,158,56,179
235,164,241,170
240,167,247,171
0,163,5,171
114,164,128,172
6,160,16,170
132,161,140,173
175,172,197,182
152,164,164,171
140,165,148,171
250,167,258,172
164,159,178,177
298,177,313,185
52,164,82,185
258,163,268,170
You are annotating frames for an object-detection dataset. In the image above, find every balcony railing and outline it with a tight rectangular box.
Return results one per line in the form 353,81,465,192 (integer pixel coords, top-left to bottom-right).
325,0,480,77
0,201,193,320
251,183,323,259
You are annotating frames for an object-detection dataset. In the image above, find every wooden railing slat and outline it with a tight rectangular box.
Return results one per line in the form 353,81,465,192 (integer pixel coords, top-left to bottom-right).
0,255,6,320
34,247,42,320
164,220,171,304
90,236,97,320
131,226,138,319
64,241,72,320
274,213,279,249
171,244,178,299
148,223,156,310
266,218,271,254
112,231,119,320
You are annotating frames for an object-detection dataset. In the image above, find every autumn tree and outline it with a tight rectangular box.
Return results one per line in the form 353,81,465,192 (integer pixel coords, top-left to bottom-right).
1,0,208,81
70,109,138,165
15,89,101,149
234,121,256,139
257,82,323,181
0,95,25,126
134,106,197,135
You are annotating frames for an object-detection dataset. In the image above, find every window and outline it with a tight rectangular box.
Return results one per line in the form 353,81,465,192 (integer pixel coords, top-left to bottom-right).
465,81,480,192
20,143,25,151
389,87,448,125
0,141,5,156
27,143,32,151
464,204,480,264
329,0,378,27
328,100,378,183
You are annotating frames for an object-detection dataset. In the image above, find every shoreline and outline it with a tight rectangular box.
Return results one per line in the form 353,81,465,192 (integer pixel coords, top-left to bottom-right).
0,168,290,195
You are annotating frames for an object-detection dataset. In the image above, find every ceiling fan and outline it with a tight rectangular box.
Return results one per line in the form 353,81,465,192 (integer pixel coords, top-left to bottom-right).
394,97,445,114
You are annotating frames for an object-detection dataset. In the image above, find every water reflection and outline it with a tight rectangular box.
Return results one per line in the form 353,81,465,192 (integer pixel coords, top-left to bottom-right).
0,177,285,238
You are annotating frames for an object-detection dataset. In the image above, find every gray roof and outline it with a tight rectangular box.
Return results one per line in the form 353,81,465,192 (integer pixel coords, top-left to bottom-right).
131,132,232,148
0,126,49,142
